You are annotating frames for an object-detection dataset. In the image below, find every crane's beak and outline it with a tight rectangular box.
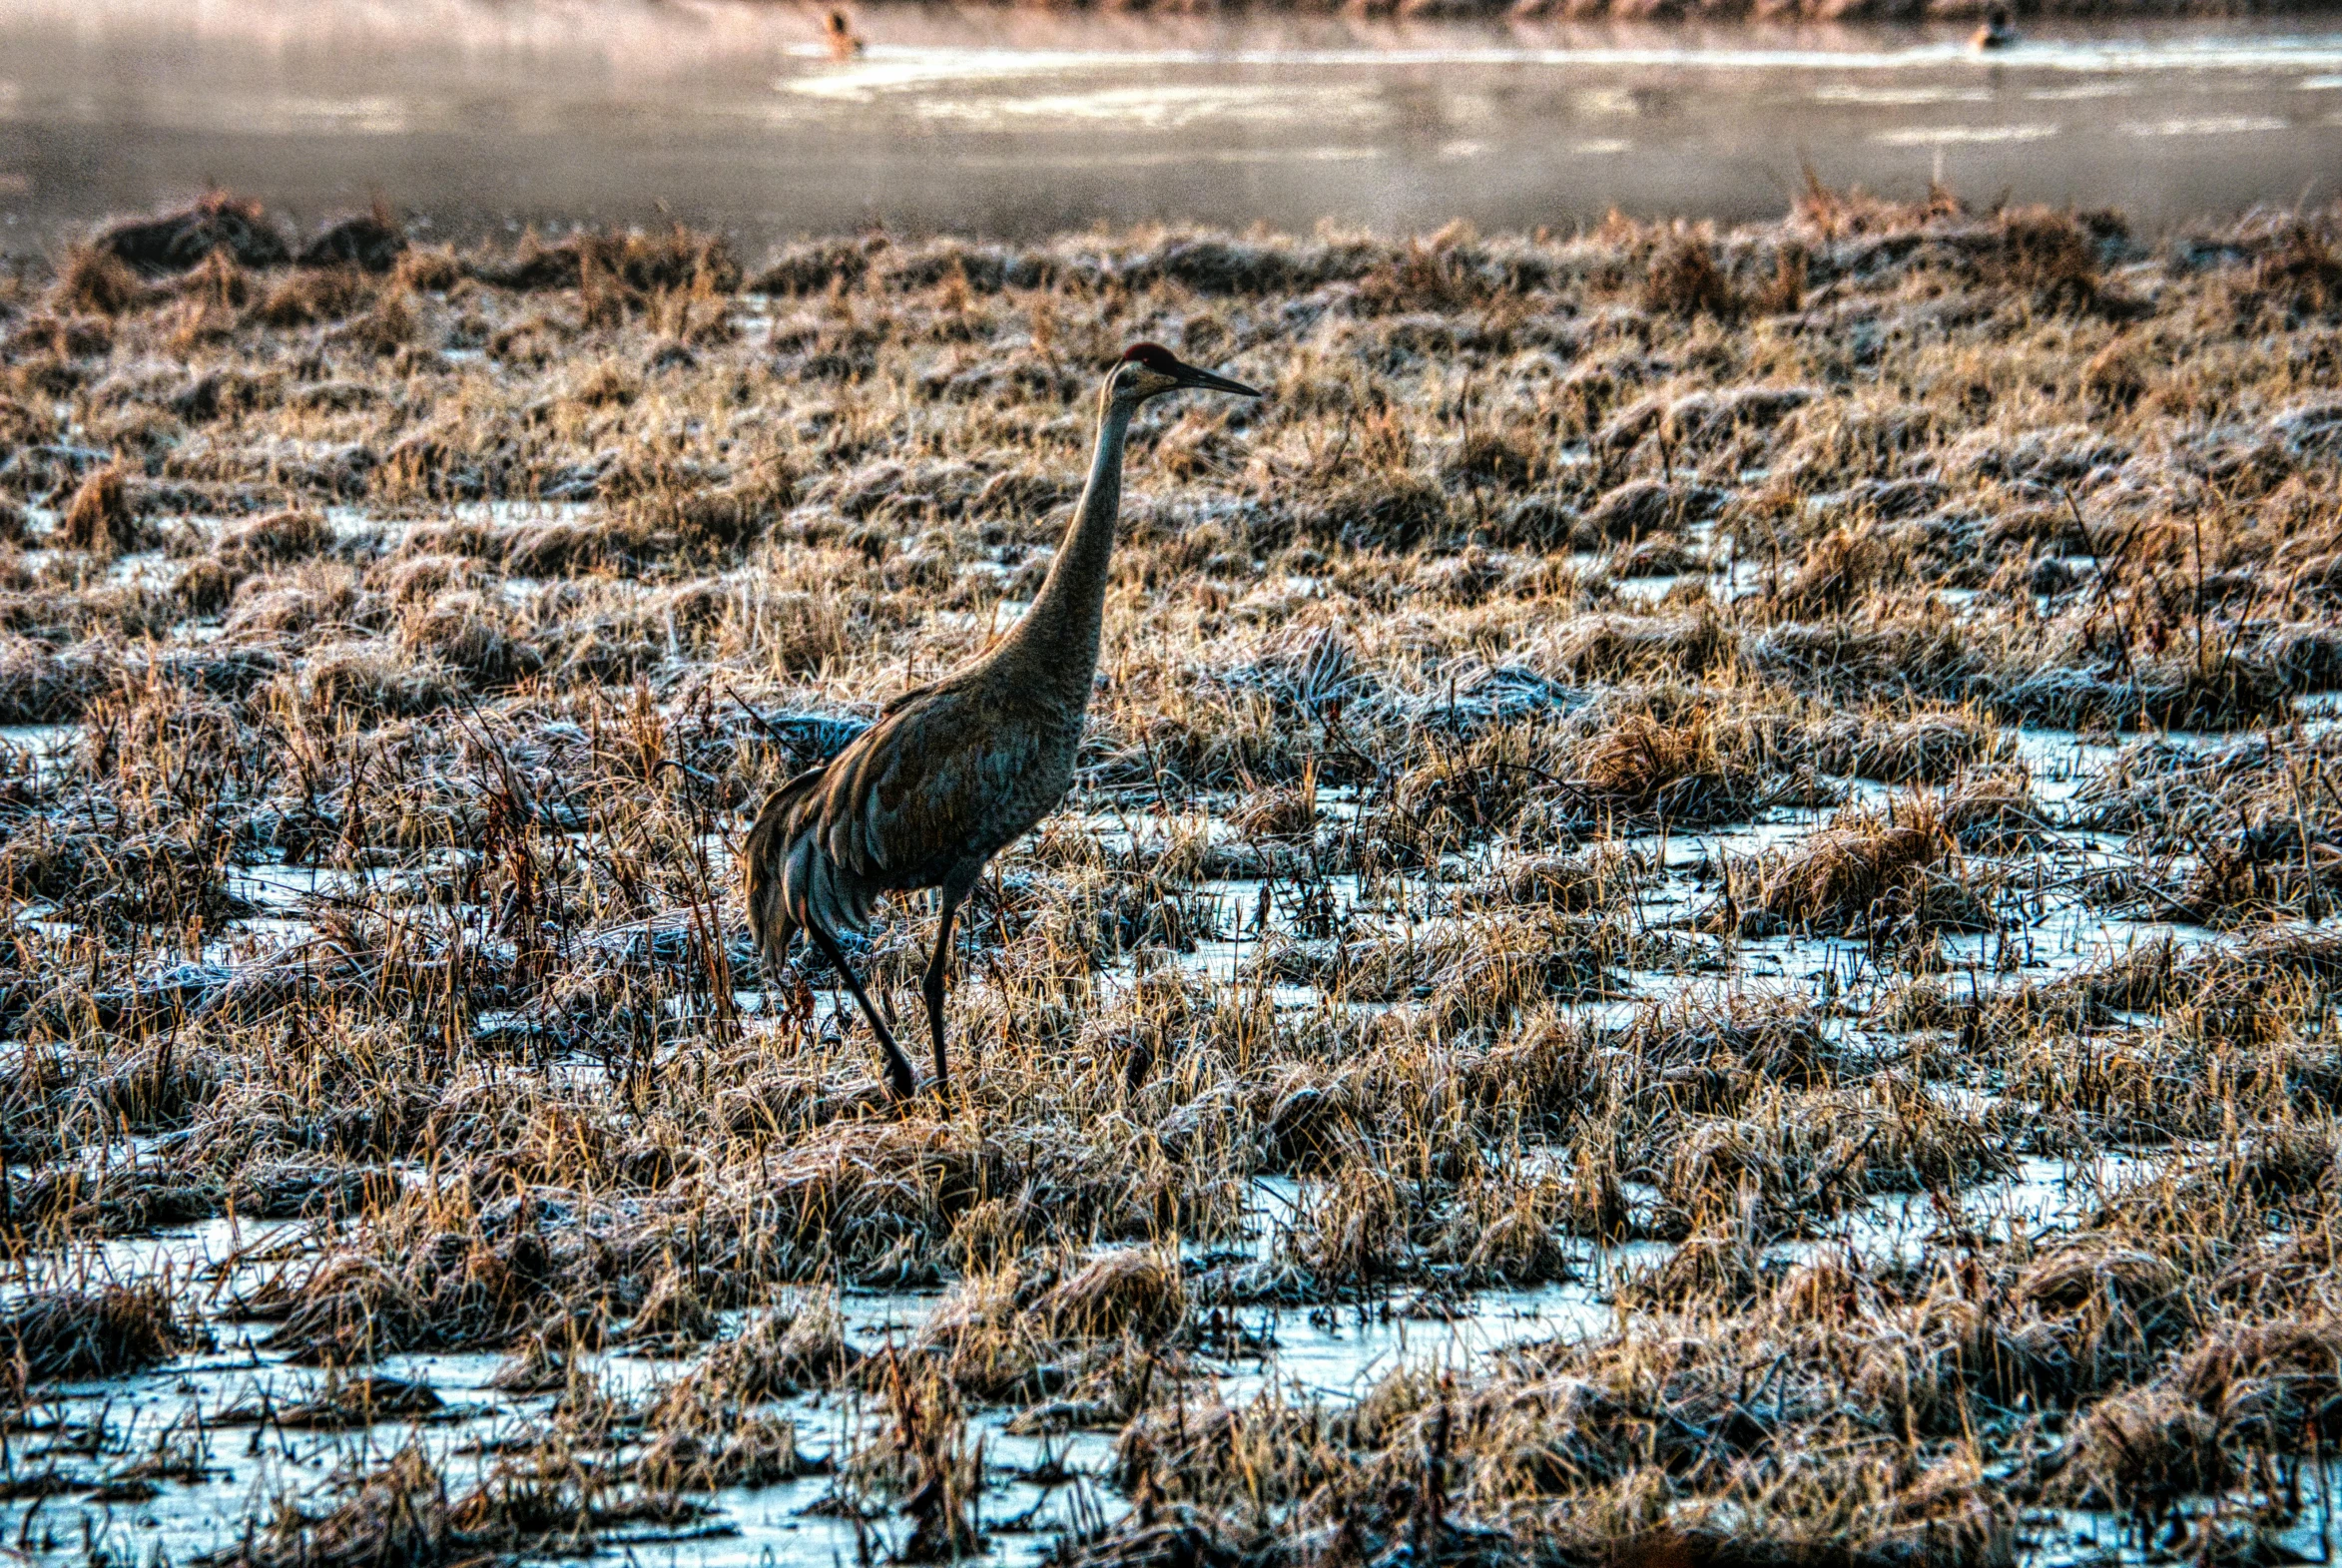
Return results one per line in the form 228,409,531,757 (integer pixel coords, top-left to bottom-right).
1172,359,1263,398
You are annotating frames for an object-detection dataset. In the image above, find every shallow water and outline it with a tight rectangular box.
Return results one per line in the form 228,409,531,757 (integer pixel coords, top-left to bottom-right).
0,725,75,784
1116,719,2209,1037
0,1138,2174,1567
0,624,2322,1563
2,0,2340,245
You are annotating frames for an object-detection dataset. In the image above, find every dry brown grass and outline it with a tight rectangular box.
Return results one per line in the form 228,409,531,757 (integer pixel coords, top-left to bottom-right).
0,1285,195,1390
0,192,2338,1568
59,463,136,556
1641,233,1740,319
50,247,148,316
1749,794,1986,936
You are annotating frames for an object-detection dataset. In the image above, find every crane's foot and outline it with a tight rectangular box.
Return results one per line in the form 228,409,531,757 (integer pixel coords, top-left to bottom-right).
806,925,921,1105
856,1009,919,1102
879,1053,917,1102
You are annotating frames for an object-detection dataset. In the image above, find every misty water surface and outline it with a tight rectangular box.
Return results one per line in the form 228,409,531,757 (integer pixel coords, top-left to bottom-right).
0,0,2338,245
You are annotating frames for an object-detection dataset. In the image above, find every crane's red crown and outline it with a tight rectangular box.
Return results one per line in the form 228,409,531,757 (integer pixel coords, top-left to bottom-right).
1117,342,1181,372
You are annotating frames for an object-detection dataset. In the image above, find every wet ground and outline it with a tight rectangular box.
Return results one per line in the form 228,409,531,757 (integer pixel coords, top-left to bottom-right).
4,0,2342,242
0,1139,2281,1566
6,200,2342,1566
0,696,2320,1564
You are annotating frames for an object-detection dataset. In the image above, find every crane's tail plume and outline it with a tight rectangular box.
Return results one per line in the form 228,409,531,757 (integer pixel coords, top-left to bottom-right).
744,766,882,958
744,767,824,966
744,768,913,1097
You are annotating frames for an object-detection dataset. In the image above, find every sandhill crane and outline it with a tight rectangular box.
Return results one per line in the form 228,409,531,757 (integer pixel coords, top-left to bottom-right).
746,343,1262,1098
824,9,866,60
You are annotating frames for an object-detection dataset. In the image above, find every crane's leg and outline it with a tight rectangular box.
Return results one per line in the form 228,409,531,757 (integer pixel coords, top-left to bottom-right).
808,923,916,1101
922,873,977,1092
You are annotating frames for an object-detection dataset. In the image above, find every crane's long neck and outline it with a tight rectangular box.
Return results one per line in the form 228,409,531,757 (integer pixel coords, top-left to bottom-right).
999,391,1136,707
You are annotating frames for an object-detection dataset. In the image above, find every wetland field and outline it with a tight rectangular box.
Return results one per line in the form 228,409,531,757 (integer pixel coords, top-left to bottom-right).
5,191,2342,1566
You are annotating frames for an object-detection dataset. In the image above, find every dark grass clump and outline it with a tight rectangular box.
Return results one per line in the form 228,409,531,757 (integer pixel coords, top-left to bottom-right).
188,1442,710,1568
98,191,290,275
478,225,742,298
1641,233,1740,319
217,508,333,573
59,463,138,557
1746,794,1992,937
296,203,408,273
0,1285,194,1388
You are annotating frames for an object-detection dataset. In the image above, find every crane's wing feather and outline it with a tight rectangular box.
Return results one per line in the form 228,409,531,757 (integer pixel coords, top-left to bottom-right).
746,679,1058,955
878,681,934,719
818,684,1044,886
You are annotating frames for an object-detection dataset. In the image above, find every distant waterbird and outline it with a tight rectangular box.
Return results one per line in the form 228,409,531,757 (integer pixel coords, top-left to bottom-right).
1973,8,2017,49
824,9,866,60
745,343,1263,1098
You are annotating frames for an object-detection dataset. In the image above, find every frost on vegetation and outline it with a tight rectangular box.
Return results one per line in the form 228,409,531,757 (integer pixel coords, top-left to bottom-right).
0,191,2339,1565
